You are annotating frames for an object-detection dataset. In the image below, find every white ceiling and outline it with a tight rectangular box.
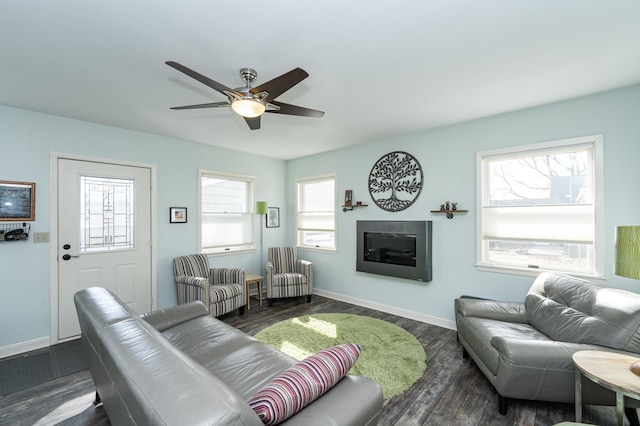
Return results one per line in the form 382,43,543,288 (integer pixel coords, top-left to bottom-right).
2,1,640,160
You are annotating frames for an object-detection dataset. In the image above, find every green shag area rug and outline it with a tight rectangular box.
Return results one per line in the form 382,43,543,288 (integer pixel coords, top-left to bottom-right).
254,313,426,400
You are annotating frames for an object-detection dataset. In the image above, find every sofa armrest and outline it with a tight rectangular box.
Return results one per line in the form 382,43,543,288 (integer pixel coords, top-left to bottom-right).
296,259,313,274
175,275,208,288
280,375,383,426
175,275,210,305
455,298,528,324
265,261,274,281
141,301,210,332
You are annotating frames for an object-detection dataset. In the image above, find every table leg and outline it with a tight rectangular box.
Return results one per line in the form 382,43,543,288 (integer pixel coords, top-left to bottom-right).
575,368,583,423
616,392,624,426
258,280,263,307
246,282,251,311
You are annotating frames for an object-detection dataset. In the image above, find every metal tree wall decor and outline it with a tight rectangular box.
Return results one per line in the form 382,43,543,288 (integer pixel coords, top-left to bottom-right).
368,151,424,212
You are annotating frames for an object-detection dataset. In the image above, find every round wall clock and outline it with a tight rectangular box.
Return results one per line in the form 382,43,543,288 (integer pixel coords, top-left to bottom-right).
368,151,424,212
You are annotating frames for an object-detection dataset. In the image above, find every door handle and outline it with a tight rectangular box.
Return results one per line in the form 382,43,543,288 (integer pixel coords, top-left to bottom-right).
62,254,80,261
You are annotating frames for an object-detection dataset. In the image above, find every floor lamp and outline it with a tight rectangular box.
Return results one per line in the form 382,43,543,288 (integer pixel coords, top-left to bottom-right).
615,225,640,375
256,201,269,273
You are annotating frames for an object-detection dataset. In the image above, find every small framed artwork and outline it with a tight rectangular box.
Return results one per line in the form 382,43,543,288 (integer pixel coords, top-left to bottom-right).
170,207,187,223
344,189,353,206
0,181,36,221
266,207,280,228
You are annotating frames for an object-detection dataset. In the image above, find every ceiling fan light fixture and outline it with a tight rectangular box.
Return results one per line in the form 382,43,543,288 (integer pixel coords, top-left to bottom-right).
231,98,266,118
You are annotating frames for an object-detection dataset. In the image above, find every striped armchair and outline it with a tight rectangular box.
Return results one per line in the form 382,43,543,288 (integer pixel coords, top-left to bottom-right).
265,247,313,306
172,254,246,317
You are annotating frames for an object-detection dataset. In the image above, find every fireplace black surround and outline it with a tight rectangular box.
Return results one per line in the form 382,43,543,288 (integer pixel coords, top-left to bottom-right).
356,220,432,282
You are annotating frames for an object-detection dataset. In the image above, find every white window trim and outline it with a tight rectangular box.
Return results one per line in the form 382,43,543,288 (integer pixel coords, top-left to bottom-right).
476,135,604,279
296,174,337,252
199,169,256,255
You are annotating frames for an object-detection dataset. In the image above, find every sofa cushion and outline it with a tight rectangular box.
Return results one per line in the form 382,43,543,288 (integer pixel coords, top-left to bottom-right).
526,272,640,352
248,344,361,426
159,314,295,398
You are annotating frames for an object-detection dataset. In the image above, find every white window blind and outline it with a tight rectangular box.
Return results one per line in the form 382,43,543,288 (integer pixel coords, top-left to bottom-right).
200,171,254,253
477,135,603,276
483,205,594,244
297,175,336,250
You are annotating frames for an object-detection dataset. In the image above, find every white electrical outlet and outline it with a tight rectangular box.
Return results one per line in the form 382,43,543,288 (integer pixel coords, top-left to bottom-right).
33,232,49,243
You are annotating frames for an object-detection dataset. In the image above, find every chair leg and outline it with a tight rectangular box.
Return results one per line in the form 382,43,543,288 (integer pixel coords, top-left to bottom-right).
94,391,103,407
306,295,312,303
239,306,245,316
498,395,508,415
462,347,469,359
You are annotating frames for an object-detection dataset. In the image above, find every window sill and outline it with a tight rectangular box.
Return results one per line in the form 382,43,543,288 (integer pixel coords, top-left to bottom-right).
202,248,256,256
297,246,337,254
475,263,605,283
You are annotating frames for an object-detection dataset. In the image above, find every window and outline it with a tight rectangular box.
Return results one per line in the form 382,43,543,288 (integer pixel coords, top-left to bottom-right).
297,175,336,251
477,135,603,277
200,170,255,254
80,176,134,252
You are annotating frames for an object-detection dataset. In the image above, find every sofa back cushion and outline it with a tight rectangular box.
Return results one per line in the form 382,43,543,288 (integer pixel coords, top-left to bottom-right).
525,272,640,352
173,253,209,279
268,247,297,273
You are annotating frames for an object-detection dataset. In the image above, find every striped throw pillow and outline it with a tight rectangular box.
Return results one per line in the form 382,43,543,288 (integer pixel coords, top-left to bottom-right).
248,343,361,425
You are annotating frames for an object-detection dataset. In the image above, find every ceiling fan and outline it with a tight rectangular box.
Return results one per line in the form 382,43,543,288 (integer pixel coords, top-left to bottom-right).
166,61,325,130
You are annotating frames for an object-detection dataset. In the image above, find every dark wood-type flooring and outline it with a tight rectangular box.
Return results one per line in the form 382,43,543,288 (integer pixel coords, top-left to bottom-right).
0,295,633,425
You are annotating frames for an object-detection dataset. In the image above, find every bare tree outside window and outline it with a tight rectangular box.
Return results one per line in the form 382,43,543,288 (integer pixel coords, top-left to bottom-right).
489,150,588,206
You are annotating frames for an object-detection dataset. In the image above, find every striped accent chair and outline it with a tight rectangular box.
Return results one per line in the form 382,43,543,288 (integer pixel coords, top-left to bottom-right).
265,247,313,306
172,254,246,317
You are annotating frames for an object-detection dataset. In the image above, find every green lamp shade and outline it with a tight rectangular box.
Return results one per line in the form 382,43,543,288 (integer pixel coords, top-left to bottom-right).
255,201,268,215
615,226,640,280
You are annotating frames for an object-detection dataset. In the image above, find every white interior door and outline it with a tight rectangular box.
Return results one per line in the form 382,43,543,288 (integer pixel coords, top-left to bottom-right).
57,158,152,340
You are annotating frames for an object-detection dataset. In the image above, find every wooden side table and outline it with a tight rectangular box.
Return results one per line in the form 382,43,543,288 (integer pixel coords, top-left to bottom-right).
245,274,263,310
573,350,640,425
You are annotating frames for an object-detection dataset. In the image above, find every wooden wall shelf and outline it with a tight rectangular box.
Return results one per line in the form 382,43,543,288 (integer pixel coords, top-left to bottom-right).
430,209,468,219
343,204,368,212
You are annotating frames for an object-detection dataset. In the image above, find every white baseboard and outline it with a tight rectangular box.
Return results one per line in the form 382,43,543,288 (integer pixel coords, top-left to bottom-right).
0,336,50,360
313,289,456,331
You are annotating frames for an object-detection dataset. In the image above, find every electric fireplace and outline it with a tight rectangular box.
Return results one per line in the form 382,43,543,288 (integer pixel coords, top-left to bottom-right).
356,220,432,281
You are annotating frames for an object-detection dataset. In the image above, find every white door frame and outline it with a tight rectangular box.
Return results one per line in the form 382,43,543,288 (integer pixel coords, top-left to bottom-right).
50,152,157,344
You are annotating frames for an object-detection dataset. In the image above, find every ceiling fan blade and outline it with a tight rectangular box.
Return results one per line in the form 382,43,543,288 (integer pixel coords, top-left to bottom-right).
170,102,230,110
250,68,309,102
244,116,261,130
166,61,233,96
267,101,325,118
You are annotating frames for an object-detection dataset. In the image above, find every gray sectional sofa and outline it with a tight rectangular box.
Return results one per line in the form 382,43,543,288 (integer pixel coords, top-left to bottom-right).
455,272,640,422
74,287,383,425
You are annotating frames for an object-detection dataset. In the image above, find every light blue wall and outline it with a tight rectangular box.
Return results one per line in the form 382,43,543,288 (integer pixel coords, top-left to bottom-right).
0,105,286,349
2,83,639,352
286,84,640,323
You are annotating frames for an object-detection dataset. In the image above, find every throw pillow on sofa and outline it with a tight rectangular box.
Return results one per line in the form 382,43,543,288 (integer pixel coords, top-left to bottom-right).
248,343,361,426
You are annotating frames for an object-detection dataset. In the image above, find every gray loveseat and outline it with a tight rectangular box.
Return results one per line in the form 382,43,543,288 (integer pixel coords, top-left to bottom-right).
455,272,640,420
74,287,383,425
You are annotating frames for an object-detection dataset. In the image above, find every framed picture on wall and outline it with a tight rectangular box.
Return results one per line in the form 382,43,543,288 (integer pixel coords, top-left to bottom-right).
0,181,36,221
266,207,280,228
344,189,353,206
170,207,187,223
